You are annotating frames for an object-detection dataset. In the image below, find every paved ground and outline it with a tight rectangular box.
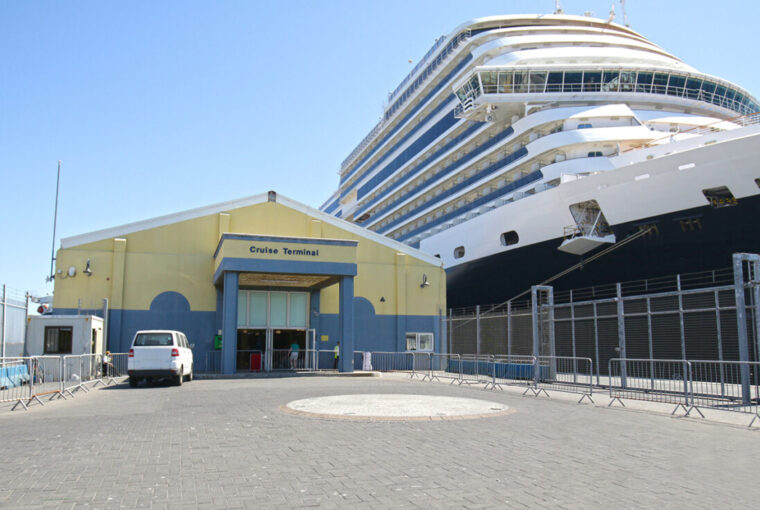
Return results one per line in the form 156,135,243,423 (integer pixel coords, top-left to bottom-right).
0,375,758,509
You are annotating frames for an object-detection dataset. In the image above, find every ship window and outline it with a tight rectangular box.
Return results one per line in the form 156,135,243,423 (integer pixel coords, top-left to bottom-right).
702,186,737,208
636,72,653,93
546,72,563,92
578,123,592,129
583,71,601,92
685,78,702,99
620,71,635,92
587,151,603,157
481,71,497,94
528,71,547,93
714,85,727,106
434,254,441,258
667,75,686,97
701,81,716,102
453,246,465,259
755,178,760,189
602,71,619,92
500,231,519,246
653,73,669,94
563,72,582,92
498,71,513,93
513,71,528,93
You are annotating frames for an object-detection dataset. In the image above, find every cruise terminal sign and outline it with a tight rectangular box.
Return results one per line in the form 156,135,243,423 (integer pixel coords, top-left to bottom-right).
215,234,358,270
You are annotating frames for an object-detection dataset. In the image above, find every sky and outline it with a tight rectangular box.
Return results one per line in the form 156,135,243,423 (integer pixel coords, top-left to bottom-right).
1,0,758,298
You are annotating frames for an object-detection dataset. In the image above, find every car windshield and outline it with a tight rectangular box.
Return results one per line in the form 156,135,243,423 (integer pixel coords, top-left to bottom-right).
134,333,173,346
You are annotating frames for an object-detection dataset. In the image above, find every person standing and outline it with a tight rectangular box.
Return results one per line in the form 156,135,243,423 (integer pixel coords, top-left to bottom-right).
334,341,340,370
288,342,300,369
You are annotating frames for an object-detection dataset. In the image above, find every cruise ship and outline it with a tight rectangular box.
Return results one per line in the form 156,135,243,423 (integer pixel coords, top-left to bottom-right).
320,11,760,309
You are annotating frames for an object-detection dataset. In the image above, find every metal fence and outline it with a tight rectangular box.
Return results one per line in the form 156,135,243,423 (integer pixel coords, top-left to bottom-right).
447,254,760,385
0,353,127,411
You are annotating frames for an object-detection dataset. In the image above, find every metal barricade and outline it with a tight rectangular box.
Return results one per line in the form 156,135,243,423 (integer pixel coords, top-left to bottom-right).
457,354,493,386
535,356,594,403
689,360,760,425
608,358,693,415
409,352,432,380
490,355,539,393
429,353,461,383
0,357,31,407
364,351,413,373
20,356,66,409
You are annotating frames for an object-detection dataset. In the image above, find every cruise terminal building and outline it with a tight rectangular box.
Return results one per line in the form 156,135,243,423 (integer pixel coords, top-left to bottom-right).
51,192,446,373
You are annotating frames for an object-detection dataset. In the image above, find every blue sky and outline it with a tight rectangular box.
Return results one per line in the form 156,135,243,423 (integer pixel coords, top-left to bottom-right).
1,0,758,297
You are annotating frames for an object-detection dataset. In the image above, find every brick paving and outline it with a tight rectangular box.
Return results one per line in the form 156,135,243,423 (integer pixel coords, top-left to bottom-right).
0,375,758,509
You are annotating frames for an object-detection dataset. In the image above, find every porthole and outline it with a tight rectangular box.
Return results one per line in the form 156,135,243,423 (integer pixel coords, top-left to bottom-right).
500,231,519,246
453,246,465,259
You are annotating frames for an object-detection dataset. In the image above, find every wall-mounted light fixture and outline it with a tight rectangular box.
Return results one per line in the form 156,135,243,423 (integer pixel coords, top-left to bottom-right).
420,274,430,288
83,259,92,276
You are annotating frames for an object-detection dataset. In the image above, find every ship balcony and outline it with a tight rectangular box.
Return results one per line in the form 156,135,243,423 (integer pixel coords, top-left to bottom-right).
558,225,615,255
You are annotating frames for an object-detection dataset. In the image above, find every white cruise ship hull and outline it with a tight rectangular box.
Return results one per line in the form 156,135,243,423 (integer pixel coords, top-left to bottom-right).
421,126,760,307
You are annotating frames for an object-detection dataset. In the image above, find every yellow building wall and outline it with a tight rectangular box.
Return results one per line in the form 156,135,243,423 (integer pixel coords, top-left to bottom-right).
53,201,445,317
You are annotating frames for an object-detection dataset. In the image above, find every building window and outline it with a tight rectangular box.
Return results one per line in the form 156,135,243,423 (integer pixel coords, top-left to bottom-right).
453,246,465,259
500,231,519,246
44,326,73,354
406,332,434,352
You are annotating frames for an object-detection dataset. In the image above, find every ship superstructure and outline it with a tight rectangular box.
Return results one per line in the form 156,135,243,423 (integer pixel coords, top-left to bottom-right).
322,13,760,308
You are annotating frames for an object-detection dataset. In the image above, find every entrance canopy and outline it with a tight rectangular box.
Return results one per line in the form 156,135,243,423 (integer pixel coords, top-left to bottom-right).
214,233,358,373
213,233,357,287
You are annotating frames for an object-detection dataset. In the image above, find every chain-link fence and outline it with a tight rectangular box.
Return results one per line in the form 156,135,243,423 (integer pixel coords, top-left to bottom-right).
0,285,29,358
446,255,760,383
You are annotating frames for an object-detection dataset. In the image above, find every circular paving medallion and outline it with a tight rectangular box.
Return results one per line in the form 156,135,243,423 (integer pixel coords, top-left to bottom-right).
282,394,512,421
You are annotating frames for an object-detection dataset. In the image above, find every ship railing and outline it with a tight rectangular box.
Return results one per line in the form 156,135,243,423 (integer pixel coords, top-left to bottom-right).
624,110,760,152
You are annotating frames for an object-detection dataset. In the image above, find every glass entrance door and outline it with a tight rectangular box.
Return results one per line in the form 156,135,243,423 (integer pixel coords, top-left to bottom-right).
237,329,266,372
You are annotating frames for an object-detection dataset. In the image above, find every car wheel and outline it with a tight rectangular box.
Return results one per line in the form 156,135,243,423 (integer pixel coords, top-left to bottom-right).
187,366,193,382
129,376,138,388
175,367,183,386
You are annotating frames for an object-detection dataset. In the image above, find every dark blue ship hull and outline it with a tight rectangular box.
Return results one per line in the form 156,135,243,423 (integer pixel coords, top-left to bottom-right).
445,194,760,309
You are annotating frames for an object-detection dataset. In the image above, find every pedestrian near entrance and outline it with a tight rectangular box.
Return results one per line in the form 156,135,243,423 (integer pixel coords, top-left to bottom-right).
102,351,113,377
334,341,340,370
288,342,300,369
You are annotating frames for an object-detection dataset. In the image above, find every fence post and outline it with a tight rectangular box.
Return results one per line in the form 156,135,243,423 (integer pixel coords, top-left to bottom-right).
1,284,6,359
448,308,453,355
752,259,760,369
647,296,655,391
60,356,64,395
616,283,627,388
733,254,752,405
593,302,600,386
506,301,512,357
476,305,481,357
677,275,690,402
531,287,540,386
714,289,726,397
570,290,577,384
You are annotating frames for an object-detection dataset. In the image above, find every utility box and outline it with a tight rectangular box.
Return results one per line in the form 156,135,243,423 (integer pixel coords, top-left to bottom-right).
25,315,104,357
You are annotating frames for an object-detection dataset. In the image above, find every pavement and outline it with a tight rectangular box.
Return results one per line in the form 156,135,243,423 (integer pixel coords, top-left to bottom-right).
0,374,759,509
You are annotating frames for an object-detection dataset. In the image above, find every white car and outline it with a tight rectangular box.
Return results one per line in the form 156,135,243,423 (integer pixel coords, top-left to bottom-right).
127,330,193,387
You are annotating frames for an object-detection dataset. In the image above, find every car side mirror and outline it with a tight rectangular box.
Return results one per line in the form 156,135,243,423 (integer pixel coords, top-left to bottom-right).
190,343,195,349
